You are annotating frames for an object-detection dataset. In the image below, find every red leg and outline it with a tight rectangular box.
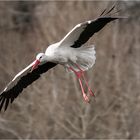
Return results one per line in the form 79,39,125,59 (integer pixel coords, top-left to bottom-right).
73,64,95,97
78,78,90,103
68,67,89,103
82,73,95,97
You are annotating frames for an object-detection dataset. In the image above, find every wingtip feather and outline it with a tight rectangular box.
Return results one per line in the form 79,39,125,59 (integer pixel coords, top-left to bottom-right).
4,98,10,111
0,98,5,111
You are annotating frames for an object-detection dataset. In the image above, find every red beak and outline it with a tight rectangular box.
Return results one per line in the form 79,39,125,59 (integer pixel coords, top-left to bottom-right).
31,60,40,72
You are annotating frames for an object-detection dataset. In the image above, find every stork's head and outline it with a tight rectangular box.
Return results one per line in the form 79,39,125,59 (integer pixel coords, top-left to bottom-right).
31,53,46,72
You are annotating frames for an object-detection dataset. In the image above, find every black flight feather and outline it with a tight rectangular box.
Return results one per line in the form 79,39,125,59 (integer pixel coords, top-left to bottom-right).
71,17,119,48
104,5,116,16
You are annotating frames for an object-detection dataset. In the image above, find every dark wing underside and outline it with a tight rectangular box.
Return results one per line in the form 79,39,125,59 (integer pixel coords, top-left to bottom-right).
0,62,57,111
70,17,118,48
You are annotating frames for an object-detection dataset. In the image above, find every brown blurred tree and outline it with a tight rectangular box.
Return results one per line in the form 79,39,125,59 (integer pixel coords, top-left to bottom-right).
0,1,140,139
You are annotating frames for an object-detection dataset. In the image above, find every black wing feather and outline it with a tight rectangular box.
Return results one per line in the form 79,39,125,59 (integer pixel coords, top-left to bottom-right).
71,17,118,48
104,5,116,16
4,98,9,111
0,62,57,111
100,8,107,16
0,98,5,111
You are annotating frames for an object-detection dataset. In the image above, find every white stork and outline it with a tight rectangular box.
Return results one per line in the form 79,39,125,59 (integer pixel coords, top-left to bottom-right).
0,5,124,111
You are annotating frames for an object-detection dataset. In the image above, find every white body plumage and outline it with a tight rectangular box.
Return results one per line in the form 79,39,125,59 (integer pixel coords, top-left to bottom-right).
44,42,96,72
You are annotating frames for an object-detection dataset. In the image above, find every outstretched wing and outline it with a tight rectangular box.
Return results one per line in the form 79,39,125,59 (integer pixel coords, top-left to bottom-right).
0,61,57,111
59,16,121,48
59,4,123,48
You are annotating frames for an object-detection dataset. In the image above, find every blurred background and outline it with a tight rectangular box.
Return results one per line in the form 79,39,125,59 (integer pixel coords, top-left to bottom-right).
0,1,140,139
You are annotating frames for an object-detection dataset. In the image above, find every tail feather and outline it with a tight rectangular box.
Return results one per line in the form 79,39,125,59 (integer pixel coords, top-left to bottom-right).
67,45,96,72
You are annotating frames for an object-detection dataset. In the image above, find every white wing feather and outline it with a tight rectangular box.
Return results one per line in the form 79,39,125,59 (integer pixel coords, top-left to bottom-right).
59,22,88,47
3,61,35,92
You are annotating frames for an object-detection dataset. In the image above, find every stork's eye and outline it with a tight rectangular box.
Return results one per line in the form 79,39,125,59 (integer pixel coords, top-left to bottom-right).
40,56,42,59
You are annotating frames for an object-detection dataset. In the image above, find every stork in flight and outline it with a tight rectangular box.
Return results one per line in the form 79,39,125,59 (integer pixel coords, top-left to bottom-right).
0,5,124,111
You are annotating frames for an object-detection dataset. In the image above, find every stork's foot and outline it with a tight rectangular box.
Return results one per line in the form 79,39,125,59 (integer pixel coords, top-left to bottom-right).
83,93,90,103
